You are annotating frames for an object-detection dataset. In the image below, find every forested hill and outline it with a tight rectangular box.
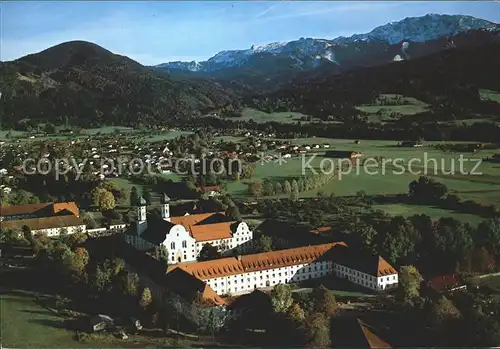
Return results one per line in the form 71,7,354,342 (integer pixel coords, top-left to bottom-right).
0,41,239,128
249,40,500,117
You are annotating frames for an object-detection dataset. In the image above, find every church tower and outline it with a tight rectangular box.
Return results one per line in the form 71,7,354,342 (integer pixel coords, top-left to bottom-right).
161,193,171,221
136,196,148,235
138,196,147,222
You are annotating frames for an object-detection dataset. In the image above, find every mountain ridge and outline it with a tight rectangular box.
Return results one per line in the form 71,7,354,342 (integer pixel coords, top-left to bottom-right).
155,14,498,73
0,41,239,128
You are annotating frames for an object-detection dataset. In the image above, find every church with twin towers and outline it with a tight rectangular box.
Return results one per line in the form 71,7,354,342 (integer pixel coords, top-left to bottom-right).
125,193,254,263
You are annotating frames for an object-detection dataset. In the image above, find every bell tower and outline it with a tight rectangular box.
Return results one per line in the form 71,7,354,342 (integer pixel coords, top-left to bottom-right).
161,193,171,221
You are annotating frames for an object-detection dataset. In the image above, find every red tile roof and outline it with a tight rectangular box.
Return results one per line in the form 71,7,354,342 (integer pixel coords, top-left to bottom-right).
0,202,52,217
189,221,235,242
170,213,218,228
53,202,80,217
0,201,79,218
168,242,348,280
357,319,391,349
1,215,84,231
196,186,221,192
427,274,464,292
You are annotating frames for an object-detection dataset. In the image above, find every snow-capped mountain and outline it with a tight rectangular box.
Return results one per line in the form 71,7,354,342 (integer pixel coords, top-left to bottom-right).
332,13,497,45
153,14,498,86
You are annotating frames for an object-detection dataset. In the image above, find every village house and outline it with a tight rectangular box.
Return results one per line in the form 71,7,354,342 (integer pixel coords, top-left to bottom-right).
196,185,222,197
124,194,253,264
326,150,363,159
427,274,467,294
167,242,398,296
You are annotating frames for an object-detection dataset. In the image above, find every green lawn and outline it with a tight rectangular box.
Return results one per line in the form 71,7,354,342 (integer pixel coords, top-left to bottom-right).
0,290,183,348
0,291,87,348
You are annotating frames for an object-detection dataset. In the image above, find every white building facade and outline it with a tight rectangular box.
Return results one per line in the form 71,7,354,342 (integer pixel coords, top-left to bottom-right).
125,194,253,264
169,242,399,296
333,263,398,291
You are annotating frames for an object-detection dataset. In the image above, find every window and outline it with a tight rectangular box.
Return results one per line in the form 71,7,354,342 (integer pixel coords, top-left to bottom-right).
171,242,175,249
182,240,187,248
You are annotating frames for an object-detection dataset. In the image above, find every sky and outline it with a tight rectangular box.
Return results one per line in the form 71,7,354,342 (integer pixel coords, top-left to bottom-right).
1,1,499,65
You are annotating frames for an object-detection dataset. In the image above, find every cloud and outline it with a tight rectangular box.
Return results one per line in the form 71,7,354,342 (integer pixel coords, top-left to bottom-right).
254,2,403,22
254,4,280,19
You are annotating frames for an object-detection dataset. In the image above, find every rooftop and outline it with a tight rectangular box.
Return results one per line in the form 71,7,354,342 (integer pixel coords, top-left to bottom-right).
331,245,397,277
168,242,348,280
1,215,84,232
0,201,79,219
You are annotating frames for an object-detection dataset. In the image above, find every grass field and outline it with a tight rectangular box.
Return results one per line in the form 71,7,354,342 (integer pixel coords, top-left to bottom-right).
0,290,184,348
0,291,88,348
0,127,191,142
479,89,500,103
227,138,500,208
355,94,429,121
372,204,484,225
222,108,340,124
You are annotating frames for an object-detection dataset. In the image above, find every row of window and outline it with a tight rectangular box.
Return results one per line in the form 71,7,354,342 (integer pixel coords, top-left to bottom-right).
208,270,330,293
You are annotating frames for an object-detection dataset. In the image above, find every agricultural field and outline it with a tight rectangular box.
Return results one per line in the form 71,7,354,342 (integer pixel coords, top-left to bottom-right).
371,204,484,226
355,94,429,121
224,108,329,124
228,138,500,209
0,127,190,143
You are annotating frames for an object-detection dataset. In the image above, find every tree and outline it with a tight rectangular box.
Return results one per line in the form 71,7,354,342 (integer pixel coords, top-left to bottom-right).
303,312,331,348
120,272,139,297
270,284,293,313
92,187,116,211
471,246,496,273
398,265,422,301
141,187,152,205
65,232,88,248
81,212,98,229
283,180,292,194
274,182,283,196
155,245,169,267
262,180,275,197
91,265,111,294
198,243,222,261
139,287,153,310
22,225,33,245
313,285,337,316
248,181,263,197
476,218,500,256
225,204,242,221
408,176,449,203
430,296,461,328
291,180,300,201
130,186,140,207
61,247,89,284
287,302,306,322
44,123,56,134
255,235,273,253
99,190,116,211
